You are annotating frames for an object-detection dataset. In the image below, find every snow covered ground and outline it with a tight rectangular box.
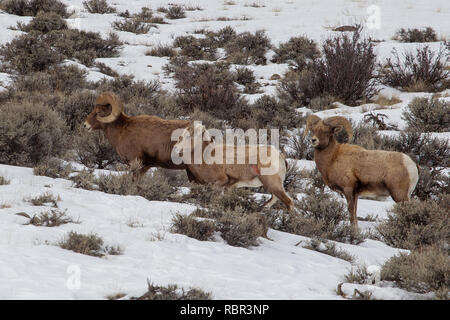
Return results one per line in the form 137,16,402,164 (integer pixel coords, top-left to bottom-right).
0,163,416,300
0,0,448,300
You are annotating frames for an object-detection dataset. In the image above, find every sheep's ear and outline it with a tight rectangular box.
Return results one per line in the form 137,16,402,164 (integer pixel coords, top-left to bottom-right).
333,126,342,134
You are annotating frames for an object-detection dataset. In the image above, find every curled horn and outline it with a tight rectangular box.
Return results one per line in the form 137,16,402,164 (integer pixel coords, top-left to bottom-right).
323,116,353,142
303,114,321,138
96,92,124,123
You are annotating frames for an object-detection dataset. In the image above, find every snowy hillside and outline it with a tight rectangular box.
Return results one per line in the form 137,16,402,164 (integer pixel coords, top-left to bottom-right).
0,0,448,300
0,163,423,300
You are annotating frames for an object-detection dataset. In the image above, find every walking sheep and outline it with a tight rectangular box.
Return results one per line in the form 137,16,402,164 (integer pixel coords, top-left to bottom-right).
172,122,294,213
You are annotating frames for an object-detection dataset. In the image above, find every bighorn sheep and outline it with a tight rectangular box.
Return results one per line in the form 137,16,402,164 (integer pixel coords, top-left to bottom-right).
304,115,419,227
84,91,197,181
172,122,294,213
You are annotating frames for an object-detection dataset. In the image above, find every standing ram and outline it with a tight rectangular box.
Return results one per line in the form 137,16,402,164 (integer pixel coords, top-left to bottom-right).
84,91,197,181
303,115,419,228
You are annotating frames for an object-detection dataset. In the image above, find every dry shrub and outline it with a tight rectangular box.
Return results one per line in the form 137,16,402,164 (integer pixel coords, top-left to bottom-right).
15,10,67,33
119,7,167,24
93,74,160,105
225,30,271,65
381,246,449,299
268,187,364,244
26,209,78,227
352,123,449,168
376,130,449,168
277,30,377,107
0,0,70,17
283,161,304,193
233,66,260,93
95,169,176,201
202,26,236,47
50,30,122,66
11,65,88,96
308,95,337,111
112,18,153,34
304,239,354,262
217,208,267,247
146,44,177,57
187,109,225,130
173,62,245,119
131,281,212,300
27,191,59,207
351,121,381,149
371,94,401,106
59,231,123,257
173,35,217,60
271,36,320,70
313,30,377,106
73,127,123,169
344,265,371,284
0,100,68,166
402,97,449,132
33,157,73,179
189,207,268,248
413,166,449,201
394,27,438,43
179,185,267,247
83,0,116,14
92,75,182,119
283,129,314,160
235,95,303,130
94,61,119,77
277,69,317,107
376,196,450,252
363,113,397,130
378,46,449,92
171,214,216,241
165,5,186,19
0,176,10,185
53,90,96,130
184,184,261,214
0,29,122,72
298,168,327,192
0,32,64,74
69,169,96,190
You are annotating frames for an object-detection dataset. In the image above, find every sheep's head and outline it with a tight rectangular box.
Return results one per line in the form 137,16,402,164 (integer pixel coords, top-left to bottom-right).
84,92,124,130
303,115,352,149
173,122,212,156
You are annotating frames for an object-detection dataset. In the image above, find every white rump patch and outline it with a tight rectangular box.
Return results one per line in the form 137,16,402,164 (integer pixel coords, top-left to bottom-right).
402,154,419,198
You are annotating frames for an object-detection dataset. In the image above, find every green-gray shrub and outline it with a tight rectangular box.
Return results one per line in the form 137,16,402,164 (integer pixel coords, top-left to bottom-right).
0,100,68,166
402,97,450,132
131,281,212,300
376,195,449,252
381,246,449,299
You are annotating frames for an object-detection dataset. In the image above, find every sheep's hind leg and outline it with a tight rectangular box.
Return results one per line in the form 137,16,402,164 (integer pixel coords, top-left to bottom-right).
259,175,294,213
263,194,279,208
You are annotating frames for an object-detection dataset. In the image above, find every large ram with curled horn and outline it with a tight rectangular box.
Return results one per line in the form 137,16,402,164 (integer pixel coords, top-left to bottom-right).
303,114,419,228
84,91,198,181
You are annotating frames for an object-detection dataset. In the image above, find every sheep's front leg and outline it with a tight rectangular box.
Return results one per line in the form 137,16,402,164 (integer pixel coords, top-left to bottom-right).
131,164,152,182
213,174,230,187
343,188,358,228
